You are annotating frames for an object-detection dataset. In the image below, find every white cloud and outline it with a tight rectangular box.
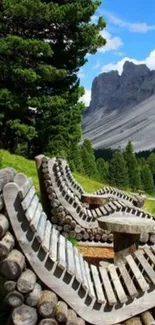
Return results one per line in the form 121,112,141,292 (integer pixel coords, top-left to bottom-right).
80,89,91,106
99,30,123,53
93,62,101,69
101,49,155,75
103,10,155,33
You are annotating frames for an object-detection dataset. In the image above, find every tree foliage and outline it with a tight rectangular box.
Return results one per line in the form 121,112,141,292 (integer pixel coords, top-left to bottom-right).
124,141,141,190
109,151,129,188
0,0,106,157
81,139,98,178
141,164,154,193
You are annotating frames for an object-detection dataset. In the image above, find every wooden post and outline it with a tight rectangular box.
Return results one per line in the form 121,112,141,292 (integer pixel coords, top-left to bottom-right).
113,232,140,262
12,304,38,325
0,249,25,279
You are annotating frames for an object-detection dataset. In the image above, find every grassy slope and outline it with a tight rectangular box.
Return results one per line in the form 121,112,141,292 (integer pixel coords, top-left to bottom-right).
0,149,154,214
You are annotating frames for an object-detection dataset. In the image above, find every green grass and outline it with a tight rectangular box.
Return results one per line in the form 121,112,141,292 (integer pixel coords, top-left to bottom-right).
73,172,104,193
0,149,39,191
1,149,155,215
144,198,155,215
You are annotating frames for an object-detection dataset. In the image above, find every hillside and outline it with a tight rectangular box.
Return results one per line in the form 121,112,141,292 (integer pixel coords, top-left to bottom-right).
0,150,154,214
82,62,155,152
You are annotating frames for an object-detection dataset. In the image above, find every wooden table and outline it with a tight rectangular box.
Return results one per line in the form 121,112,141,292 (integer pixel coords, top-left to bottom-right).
81,194,109,209
98,212,155,262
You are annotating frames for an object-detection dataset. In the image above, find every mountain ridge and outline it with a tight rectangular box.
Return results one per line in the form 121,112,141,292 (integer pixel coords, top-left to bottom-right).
82,61,155,152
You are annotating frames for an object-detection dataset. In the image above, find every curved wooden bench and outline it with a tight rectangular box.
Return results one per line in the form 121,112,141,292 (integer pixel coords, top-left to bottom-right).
3,173,155,325
35,155,154,245
55,158,144,207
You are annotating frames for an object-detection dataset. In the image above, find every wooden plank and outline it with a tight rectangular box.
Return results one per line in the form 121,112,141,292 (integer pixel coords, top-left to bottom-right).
144,247,155,265
74,247,83,284
19,178,33,199
36,212,47,243
79,253,89,291
58,235,66,270
99,206,107,215
90,265,105,304
126,254,149,292
84,261,96,300
117,260,138,298
66,240,75,276
113,201,122,209
21,186,36,211
104,204,112,213
49,227,59,262
42,220,52,252
108,264,127,303
95,208,102,217
30,203,43,232
99,266,117,306
135,250,155,285
108,201,117,211
25,195,39,222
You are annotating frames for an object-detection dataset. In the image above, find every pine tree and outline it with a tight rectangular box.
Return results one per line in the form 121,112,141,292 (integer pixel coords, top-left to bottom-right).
81,139,98,179
124,141,141,190
141,164,154,193
147,153,155,183
0,0,106,157
109,151,129,188
96,158,109,182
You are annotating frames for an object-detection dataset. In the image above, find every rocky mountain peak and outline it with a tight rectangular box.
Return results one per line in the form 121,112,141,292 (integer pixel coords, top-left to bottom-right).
87,61,155,114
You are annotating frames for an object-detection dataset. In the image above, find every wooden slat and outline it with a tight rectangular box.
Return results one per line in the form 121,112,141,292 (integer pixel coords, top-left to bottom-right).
42,220,52,252
117,260,138,298
79,253,89,291
135,250,155,285
36,212,47,243
21,186,36,211
19,178,33,199
49,227,59,262
30,203,43,232
108,264,127,303
25,195,39,221
95,208,102,217
99,266,117,306
58,235,66,270
90,265,105,304
99,206,107,215
74,247,83,284
144,247,155,265
66,240,75,275
84,261,96,300
126,255,149,292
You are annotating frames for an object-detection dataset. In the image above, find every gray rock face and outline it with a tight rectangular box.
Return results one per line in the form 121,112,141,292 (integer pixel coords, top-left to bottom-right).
83,61,155,152
87,61,155,114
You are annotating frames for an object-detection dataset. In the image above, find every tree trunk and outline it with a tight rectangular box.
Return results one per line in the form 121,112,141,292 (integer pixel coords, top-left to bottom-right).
12,304,38,325
124,318,142,325
0,232,15,260
149,233,155,244
38,320,58,325
77,318,85,325
67,309,77,325
0,214,9,239
5,290,24,307
17,269,36,293
25,283,42,307
4,280,16,292
38,291,58,318
141,311,155,325
0,168,16,192
56,301,68,323
75,225,81,234
0,249,25,280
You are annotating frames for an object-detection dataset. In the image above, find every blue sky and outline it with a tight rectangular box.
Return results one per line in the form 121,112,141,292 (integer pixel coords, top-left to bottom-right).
80,0,155,105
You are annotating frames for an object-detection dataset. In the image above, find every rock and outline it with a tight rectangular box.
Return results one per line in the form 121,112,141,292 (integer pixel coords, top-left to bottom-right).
87,61,155,114
83,61,155,152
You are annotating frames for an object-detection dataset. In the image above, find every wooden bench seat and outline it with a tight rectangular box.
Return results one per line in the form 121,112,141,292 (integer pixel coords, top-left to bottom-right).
35,155,154,245
3,174,155,325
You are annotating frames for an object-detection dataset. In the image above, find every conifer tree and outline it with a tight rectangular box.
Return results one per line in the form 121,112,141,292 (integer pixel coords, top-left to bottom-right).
147,153,155,183
124,141,141,190
81,139,98,178
96,158,109,182
141,164,154,193
109,151,129,188
0,0,106,157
